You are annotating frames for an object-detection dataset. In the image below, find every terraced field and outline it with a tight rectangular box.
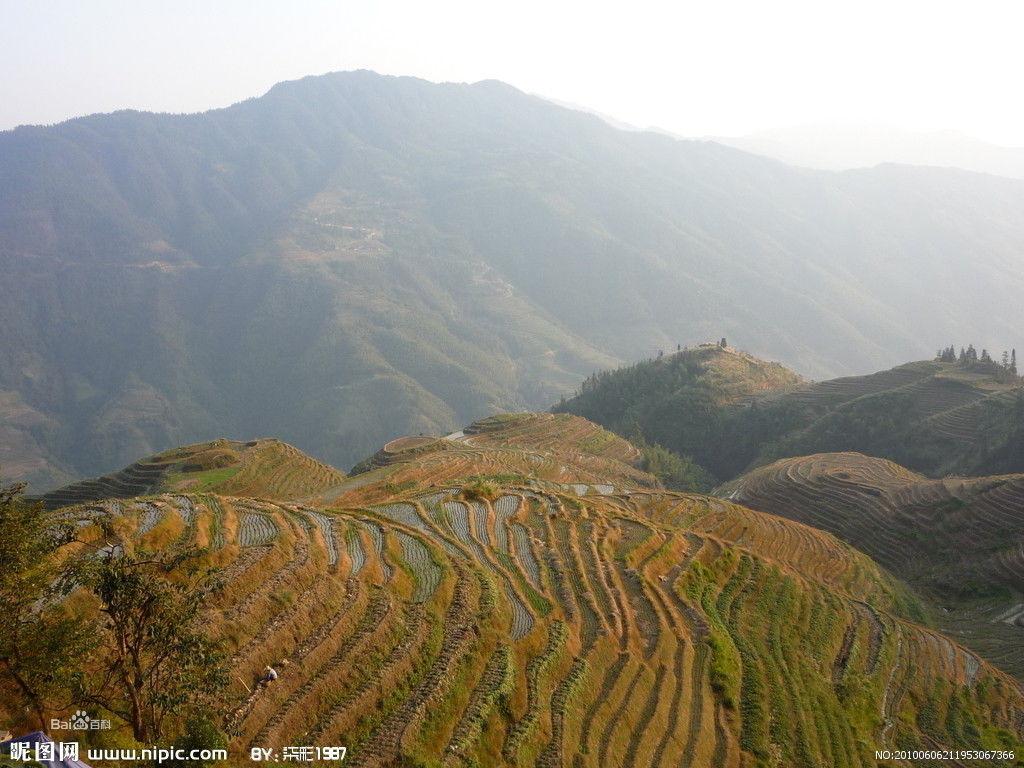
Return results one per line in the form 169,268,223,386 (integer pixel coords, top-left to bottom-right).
325,413,657,509
754,363,1024,476
720,452,1024,679
13,415,1024,767
36,438,345,510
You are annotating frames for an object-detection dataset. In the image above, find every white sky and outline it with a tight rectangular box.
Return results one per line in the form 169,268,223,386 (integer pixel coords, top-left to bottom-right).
2,0,1024,145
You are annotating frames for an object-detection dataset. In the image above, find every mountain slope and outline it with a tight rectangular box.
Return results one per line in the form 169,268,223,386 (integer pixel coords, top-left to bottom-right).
713,124,1024,178
9,416,1023,766
557,348,1024,481
35,437,345,510
6,71,1024,489
754,360,1024,476
719,452,1024,679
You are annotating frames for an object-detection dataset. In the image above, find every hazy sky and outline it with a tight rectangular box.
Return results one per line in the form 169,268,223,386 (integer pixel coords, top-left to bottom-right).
2,0,1023,145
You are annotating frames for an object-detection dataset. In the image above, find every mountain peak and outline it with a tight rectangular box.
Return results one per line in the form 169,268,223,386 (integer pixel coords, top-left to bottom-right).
4,70,1024,496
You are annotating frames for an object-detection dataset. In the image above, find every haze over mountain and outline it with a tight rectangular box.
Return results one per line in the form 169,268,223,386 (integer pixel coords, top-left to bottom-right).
713,124,1024,178
4,70,1024,491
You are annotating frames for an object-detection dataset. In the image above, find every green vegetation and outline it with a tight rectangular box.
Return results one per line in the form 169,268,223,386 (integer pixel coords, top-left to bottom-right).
975,391,1024,473
461,479,501,501
167,714,229,768
723,451,1024,680
0,477,95,729
938,344,1018,378
555,345,803,481
637,441,714,492
36,438,345,510
0,758,43,768
166,465,241,492
5,417,1024,765
559,348,1024,481
8,71,1024,495
0,477,228,743
72,540,229,742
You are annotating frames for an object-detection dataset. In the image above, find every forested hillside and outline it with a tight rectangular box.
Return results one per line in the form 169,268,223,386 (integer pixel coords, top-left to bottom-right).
557,344,1024,482
5,71,1024,490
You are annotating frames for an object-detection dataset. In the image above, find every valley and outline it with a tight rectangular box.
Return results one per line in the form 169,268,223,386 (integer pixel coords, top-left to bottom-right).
6,71,1024,492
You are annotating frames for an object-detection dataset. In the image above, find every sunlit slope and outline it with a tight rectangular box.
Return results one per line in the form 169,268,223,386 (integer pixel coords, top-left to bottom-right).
334,413,655,507
40,485,1021,768
26,415,1024,767
720,452,1024,678
36,438,345,509
552,344,808,479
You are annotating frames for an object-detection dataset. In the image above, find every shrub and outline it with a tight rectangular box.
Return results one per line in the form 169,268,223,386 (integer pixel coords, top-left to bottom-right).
462,479,500,501
168,713,228,768
639,443,715,492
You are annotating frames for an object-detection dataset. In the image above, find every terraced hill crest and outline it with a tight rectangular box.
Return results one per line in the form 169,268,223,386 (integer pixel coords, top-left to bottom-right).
335,413,654,508
36,438,345,510
753,360,1024,475
10,413,1024,767
720,452,1024,679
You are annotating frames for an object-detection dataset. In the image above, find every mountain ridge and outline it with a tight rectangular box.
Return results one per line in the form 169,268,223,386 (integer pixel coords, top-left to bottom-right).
33,437,346,510
5,70,1024,491
712,123,1024,179
557,346,1024,482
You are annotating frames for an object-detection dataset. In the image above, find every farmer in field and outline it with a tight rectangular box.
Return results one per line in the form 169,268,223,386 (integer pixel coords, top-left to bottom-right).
261,665,279,684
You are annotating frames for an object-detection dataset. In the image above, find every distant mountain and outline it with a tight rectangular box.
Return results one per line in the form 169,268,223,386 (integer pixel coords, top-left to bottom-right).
556,346,1024,481
5,71,1024,490
714,124,1024,178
